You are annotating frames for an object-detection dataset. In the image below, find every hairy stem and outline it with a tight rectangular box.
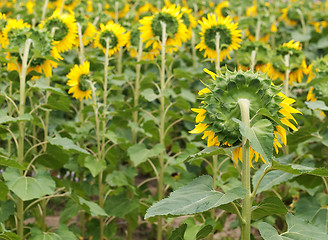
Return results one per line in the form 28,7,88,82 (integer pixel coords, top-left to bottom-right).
215,32,221,73
238,99,251,240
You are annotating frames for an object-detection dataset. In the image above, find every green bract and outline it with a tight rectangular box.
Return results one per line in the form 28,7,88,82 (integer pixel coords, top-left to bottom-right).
199,70,282,145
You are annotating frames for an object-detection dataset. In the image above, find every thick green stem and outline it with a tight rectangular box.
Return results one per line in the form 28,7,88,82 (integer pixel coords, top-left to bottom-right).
41,0,49,21
238,99,251,240
77,22,85,64
215,32,221,73
17,38,33,240
132,38,143,144
7,82,12,156
284,54,290,97
191,30,197,69
209,155,218,240
114,1,119,23
157,21,167,240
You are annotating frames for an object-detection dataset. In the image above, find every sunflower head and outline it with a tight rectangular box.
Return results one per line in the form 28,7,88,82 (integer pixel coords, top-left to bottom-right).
139,4,188,53
134,2,157,21
94,21,129,57
196,14,242,61
105,1,130,19
180,6,197,39
190,69,301,165
214,1,230,18
66,61,92,101
237,41,271,71
39,9,77,53
267,40,307,83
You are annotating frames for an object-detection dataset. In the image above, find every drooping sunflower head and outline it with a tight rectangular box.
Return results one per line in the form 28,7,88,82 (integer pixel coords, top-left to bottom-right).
237,41,271,71
196,14,242,61
0,12,7,47
139,4,188,53
127,25,159,60
134,2,157,21
190,69,301,165
267,40,307,84
180,6,197,39
5,25,59,78
66,61,92,101
2,18,30,49
214,1,230,18
105,1,130,19
94,21,129,57
39,9,78,53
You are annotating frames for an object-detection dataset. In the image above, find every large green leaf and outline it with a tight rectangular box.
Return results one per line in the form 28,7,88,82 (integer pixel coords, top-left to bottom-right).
145,175,246,218
259,213,328,239
48,135,89,155
84,156,106,177
0,158,25,170
28,78,66,95
196,225,213,240
71,195,107,217
0,181,8,201
252,165,294,193
234,119,274,163
167,224,187,240
272,160,328,177
252,197,287,220
30,225,76,240
0,200,15,222
105,192,139,218
0,114,33,125
3,168,56,201
184,146,236,162
0,232,20,240
127,143,164,166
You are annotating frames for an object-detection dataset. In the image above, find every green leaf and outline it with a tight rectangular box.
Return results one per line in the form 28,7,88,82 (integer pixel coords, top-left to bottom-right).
145,175,246,218
3,168,56,201
105,192,139,218
185,146,236,162
0,200,15,222
272,160,328,177
48,135,89,155
252,197,288,220
140,88,160,101
27,78,66,95
258,222,282,240
252,165,294,193
35,145,69,169
168,224,187,240
0,114,33,125
234,118,274,163
84,156,106,177
30,225,76,240
0,232,20,240
259,213,328,239
305,100,328,111
0,157,25,170
72,195,107,217
196,225,213,240
42,94,71,112
0,181,8,201
127,143,164,166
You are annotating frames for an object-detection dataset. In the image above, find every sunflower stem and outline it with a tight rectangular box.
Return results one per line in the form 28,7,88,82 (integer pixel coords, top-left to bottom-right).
209,155,218,240
284,54,290,97
41,0,49,21
115,1,119,23
17,38,33,240
215,32,221,74
77,22,85,64
157,21,167,240
250,50,256,72
191,30,197,70
238,99,251,240
7,82,12,156
132,37,143,144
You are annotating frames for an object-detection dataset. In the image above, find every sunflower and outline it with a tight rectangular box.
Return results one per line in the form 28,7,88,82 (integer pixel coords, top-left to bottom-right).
189,69,301,166
139,4,188,54
53,0,80,11
266,40,307,84
180,6,197,39
214,1,230,18
106,2,130,19
134,2,157,21
75,22,96,46
4,22,59,78
94,21,129,57
39,9,78,53
196,14,242,61
0,12,7,47
127,26,159,60
279,7,298,26
66,61,92,101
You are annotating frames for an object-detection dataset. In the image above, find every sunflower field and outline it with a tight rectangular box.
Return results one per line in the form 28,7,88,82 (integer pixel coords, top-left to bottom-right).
1,0,328,239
